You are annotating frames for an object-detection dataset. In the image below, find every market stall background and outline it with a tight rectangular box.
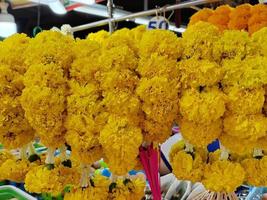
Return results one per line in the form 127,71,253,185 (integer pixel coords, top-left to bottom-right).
5,0,220,37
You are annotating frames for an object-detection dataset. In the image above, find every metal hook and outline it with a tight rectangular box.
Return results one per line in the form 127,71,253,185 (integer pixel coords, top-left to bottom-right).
162,5,168,18
155,6,160,18
168,10,175,21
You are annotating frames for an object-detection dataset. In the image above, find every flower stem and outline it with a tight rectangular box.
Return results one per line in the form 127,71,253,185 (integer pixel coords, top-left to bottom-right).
80,164,89,188
184,141,194,153
219,144,229,161
20,144,28,160
253,148,263,158
59,145,67,162
45,148,55,164
28,142,36,156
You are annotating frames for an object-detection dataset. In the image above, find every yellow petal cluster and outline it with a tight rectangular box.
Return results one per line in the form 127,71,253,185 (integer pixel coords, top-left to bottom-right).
252,27,267,57
25,165,80,196
241,157,267,186
213,30,258,62
179,87,225,124
224,86,265,115
24,31,74,71
100,115,143,175
222,56,267,88
0,34,34,149
0,159,36,182
219,134,255,156
179,118,222,148
178,59,223,89
64,174,110,199
109,178,146,200
170,150,204,183
182,22,220,60
137,77,179,143
223,114,267,141
139,29,183,59
202,160,245,193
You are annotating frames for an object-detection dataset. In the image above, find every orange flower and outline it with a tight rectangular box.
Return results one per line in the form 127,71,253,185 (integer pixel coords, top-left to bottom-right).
228,4,251,30
208,5,232,31
248,4,267,34
189,8,214,26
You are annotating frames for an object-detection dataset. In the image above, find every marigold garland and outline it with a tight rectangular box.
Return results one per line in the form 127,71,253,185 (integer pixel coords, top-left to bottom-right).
0,15,267,195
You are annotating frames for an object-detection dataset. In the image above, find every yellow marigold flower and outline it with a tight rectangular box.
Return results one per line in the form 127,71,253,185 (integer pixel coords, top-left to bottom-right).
137,76,179,123
252,27,267,57
0,150,14,166
0,33,30,74
87,30,109,46
23,63,66,89
189,8,214,26
64,187,107,200
139,29,183,59
222,56,267,88
100,69,139,93
241,157,267,186
128,177,146,200
25,31,74,71
20,86,66,148
169,140,186,163
182,22,220,60
21,61,67,148
208,149,222,164
207,5,232,31
219,134,255,156
137,54,179,82
104,28,140,55
70,57,100,86
203,160,245,192
66,133,103,164
0,64,23,97
72,38,100,60
129,25,146,53
223,114,267,141
0,159,36,182
170,150,204,183
213,30,258,61
100,115,143,175
224,86,265,115
0,97,34,149
141,118,171,143
99,45,137,71
137,76,179,143
109,178,145,200
179,118,222,148
102,90,141,124
65,174,110,200
228,4,252,30
179,87,226,124
178,59,223,89
242,158,261,186
65,80,105,152
256,136,267,152
25,165,80,196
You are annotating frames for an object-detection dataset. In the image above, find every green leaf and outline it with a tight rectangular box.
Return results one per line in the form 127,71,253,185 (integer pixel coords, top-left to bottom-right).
28,154,41,162
45,164,55,170
123,178,132,186
109,182,117,193
61,159,72,168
